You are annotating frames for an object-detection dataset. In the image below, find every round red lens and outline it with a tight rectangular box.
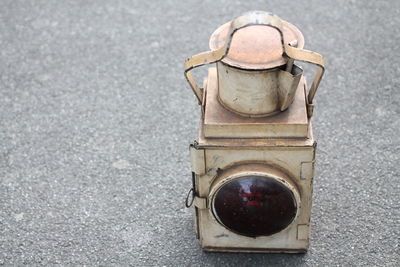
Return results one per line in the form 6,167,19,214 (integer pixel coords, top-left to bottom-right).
213,175,297,237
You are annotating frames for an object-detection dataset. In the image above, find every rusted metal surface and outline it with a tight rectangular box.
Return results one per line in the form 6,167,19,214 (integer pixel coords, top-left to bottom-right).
209,21,304,70
184,11,287,104
184,10,324,254
184,11,325,118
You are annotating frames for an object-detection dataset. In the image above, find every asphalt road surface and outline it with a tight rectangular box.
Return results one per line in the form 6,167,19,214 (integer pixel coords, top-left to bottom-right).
0,0,399,266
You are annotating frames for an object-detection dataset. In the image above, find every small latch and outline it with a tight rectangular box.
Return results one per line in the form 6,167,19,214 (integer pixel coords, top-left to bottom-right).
185,171,207,209
193,196,207,209
185,188,207,209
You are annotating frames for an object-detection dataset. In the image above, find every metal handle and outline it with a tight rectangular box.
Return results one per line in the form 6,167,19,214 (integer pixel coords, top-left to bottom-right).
284,44,325,117
184,11,286,104
185,188,194,208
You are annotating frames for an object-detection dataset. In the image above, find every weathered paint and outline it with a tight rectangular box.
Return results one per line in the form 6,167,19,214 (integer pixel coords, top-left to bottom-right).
191,130,315,252
184,10,324,254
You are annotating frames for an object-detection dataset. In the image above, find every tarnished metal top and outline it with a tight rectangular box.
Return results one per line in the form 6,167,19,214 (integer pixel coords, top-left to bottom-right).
209,20,304,70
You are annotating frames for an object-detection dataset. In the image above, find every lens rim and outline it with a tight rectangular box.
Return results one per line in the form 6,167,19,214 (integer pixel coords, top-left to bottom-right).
209,164,301,237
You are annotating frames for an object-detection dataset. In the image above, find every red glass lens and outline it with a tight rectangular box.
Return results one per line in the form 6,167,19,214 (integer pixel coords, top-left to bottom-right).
213,175,297,237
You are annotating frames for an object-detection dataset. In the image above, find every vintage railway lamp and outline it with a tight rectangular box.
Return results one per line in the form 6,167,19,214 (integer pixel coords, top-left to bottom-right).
184,11,324,253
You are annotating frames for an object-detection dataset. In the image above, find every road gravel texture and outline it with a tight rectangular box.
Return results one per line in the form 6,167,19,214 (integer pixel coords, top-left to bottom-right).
0,0,399,266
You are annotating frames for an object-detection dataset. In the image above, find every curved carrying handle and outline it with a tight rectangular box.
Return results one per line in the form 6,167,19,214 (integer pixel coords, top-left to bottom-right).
184,11,286,104
284,44,325,117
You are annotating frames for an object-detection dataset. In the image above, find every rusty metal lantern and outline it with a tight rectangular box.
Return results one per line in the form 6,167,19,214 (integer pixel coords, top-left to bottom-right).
184,11,325,253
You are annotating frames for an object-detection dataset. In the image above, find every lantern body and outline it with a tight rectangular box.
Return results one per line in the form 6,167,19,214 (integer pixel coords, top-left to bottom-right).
189,69,315,253
184,11,324,253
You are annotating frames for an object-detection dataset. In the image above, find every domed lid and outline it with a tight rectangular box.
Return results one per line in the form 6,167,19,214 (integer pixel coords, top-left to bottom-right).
209,14,304,70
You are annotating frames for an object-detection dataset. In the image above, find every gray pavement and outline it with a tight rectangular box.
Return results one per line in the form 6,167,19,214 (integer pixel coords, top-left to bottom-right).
0,0,399,266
